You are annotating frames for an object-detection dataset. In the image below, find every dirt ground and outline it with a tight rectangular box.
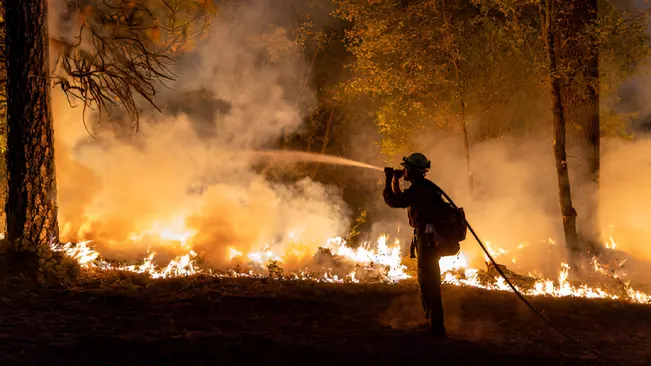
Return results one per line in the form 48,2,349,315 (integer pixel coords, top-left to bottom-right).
0,272,649,366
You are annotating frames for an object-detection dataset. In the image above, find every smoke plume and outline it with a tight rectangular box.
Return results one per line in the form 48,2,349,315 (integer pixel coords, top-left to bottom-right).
51,0,350,268
46,0,651,286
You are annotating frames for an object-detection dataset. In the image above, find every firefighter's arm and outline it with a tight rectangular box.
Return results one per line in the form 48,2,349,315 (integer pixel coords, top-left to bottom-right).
391,174,402,194
383,172,410,208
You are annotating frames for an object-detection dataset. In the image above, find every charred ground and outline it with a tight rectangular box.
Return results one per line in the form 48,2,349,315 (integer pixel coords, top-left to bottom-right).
0,269,649,366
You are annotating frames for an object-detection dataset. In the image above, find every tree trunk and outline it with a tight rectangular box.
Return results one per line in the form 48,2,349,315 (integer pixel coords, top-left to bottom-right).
5,0,59,253
311,107,334,179
546,1,580,258
557,0,600,251
453,58,474,193
444,4,474,193
583,0,600,252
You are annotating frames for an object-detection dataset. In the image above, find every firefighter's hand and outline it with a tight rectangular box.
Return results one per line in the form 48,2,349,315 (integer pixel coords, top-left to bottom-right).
384,167,394,178
393,169,404,179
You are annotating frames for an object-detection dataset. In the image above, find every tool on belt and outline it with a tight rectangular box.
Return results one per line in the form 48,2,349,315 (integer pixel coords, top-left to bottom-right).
410,223,461,258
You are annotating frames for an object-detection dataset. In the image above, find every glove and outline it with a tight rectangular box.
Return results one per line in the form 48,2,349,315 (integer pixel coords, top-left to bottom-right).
393,169,404,179
384,167,394,179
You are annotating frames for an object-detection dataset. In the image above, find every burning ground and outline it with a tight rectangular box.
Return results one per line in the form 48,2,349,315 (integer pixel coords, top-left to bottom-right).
33,224,650,365
46,0,651,306
50,232,651,305
11,2,647,364
1,265,650,366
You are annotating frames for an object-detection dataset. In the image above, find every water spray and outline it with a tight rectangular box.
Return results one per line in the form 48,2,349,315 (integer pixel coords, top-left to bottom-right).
247,150,384,171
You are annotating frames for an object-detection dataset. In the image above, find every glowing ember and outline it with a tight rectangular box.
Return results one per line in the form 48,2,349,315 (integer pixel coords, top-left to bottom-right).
47,228,651,305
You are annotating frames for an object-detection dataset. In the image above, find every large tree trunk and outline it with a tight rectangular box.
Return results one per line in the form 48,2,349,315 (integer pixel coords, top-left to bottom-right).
546,1,580,258
557,0,600,252
5,0,59,254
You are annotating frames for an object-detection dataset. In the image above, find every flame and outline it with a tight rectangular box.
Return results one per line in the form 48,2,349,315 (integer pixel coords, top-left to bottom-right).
47,220,651,304
228,247,243,260
53,241,200,279
321,236,410,281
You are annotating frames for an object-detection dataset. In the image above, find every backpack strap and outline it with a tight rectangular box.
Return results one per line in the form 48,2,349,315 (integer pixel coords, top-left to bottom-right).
422,179,450,204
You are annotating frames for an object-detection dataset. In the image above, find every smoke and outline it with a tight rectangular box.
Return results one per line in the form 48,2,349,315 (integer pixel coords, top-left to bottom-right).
51,0,350,268
44,0,651,285
398,131,559,275
601,137,651,260
377,126,651,281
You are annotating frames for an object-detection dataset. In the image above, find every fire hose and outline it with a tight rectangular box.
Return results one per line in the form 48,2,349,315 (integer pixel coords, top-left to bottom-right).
435,187,622,365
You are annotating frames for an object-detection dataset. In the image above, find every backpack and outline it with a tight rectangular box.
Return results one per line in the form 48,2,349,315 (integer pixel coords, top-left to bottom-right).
424,181,468,257
439,204,467,243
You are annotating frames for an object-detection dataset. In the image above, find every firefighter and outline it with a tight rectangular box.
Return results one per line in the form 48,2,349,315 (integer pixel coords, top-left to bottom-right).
383,152,448,337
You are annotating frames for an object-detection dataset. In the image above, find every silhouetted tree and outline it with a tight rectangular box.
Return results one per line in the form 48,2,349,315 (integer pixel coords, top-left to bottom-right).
3,0,212,267
5,0,58,257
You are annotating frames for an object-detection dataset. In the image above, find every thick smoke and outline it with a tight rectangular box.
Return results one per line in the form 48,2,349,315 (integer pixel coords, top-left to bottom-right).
52,0,350,268
601,138,651,260
381,128,651,281
45,0,651,285
401,130,563,275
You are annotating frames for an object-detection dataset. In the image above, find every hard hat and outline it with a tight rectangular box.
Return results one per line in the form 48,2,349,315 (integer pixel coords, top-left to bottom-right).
400,152,431,171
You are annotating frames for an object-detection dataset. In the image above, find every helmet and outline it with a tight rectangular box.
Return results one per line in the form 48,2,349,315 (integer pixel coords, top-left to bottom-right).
400,152,431,171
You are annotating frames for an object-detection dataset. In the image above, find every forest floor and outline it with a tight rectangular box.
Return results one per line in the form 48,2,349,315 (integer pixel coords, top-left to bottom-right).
0,270,650,366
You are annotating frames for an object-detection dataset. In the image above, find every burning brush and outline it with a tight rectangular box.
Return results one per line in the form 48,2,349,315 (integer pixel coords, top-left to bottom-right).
49,229,651,305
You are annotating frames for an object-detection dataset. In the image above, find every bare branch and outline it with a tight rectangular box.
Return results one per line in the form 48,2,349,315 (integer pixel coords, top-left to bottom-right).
51,0,213,130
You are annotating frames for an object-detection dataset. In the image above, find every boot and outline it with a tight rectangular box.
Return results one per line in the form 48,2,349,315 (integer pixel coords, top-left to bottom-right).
429,318,447,338
429,324,447,338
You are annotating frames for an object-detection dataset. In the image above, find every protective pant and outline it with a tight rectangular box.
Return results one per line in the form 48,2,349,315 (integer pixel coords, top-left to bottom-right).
415,233,445,334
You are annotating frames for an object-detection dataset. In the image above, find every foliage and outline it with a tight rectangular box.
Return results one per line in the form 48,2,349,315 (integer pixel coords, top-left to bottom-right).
266,260,284,280
598,0,651,138
472,0,651,136
334,0,543,157
335,0,651,157
346,209,367,243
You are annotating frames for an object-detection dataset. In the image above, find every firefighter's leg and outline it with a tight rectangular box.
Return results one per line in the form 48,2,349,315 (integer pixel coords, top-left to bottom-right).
410,236,417,258
416,234,436,320
416,234,446,335
416,235,430,319
429,254,446,336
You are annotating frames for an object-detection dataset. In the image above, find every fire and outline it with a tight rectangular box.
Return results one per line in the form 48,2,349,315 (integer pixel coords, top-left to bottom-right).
53,241,200,279
321,236,410,281
48,222,651,305
228,247,243,260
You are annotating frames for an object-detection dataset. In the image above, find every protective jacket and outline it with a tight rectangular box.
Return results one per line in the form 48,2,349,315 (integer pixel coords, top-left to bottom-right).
383,176,449,233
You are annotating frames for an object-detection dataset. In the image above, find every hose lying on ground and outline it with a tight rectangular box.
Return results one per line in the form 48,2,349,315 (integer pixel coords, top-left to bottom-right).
436,187,621,365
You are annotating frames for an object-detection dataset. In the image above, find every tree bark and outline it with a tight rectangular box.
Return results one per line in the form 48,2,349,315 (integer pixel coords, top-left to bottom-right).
311,107,334,179
557,0,600,250
546,1,580,257
453,58,474,193
583,0,600,251
443,1,473,193
5,0,60,252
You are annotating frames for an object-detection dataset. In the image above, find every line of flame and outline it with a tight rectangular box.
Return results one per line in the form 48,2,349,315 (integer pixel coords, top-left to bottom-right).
49,235,650,304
